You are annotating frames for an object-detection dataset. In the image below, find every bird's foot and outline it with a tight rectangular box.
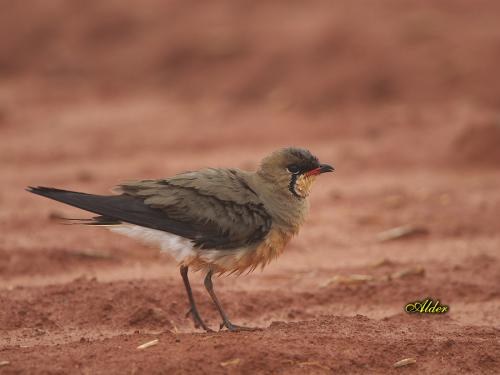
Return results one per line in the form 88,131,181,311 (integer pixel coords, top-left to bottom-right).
185,308,213,332
219,320,261,332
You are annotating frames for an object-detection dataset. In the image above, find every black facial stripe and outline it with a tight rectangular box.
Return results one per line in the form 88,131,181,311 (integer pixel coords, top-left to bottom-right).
288,174,302,198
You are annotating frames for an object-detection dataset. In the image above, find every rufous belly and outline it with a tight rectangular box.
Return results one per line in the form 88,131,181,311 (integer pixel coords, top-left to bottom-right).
185,227,294,275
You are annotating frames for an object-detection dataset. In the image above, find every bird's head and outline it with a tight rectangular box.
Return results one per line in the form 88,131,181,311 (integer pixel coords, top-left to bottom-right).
257,147,334,198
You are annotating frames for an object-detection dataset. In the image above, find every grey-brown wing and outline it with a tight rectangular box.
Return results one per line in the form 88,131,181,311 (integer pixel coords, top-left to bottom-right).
114,169,272,250
29,182,271,251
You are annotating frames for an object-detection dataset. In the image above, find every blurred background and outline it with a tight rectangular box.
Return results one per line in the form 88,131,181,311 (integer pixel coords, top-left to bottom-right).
2,0,500,172
2,0,500,245
1,1,500,369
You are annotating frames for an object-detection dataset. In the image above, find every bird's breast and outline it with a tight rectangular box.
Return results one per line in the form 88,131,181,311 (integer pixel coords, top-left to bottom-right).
259,227,293,256
188,227,295,275
232,227,294,274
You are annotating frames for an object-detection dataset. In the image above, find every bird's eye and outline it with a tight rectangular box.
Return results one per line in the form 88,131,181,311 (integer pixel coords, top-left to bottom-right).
287,165,300,174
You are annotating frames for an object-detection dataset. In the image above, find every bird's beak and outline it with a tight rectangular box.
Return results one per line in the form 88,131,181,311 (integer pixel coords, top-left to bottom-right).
305,163,335,177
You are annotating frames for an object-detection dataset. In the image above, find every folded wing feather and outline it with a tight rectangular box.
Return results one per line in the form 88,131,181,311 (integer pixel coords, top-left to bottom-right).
28,169,271,251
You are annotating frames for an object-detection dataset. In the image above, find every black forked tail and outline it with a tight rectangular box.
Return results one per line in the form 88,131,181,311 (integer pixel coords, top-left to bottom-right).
26,186,204,238
27,186,123,225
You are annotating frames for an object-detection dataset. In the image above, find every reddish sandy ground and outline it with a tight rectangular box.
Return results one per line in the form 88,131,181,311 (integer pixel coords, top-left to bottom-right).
1,1,500,374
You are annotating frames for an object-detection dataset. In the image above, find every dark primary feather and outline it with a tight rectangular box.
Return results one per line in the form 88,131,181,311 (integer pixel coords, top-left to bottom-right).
61,216,122,225
27,175,272,250
26,186,211,237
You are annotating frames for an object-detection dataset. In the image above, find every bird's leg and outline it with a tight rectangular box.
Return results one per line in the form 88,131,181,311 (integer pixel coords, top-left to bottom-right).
180,265,213,332
204,269,259,332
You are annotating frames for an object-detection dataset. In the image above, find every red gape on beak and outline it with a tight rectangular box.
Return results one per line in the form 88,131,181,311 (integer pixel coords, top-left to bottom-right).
305,164,335,177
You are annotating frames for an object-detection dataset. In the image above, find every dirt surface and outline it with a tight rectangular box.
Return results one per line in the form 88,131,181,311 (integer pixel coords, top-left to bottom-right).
1,1,500,374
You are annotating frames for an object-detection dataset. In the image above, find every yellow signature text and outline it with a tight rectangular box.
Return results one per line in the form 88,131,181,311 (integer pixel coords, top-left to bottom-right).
405,299,449,314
